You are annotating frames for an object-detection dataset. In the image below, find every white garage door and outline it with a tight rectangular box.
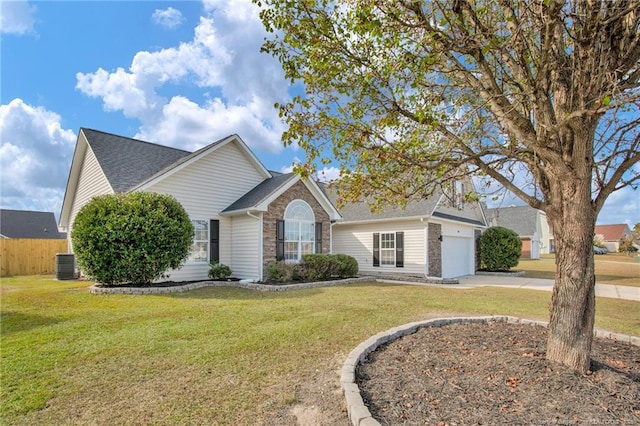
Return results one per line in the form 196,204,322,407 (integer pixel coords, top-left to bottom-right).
442,236,472,278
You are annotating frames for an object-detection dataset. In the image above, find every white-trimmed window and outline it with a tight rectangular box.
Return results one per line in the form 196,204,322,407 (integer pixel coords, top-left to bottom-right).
283,200,315,262
373,232,404,268
188,219,208,263
380,233,396,266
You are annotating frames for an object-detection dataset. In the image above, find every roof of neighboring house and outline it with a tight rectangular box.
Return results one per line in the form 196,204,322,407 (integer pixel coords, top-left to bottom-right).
594,224,631,241
486,205,541,237
83,128,190,193
0,209,64,239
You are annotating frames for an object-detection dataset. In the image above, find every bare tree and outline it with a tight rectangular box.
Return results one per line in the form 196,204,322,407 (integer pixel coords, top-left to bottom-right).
258,0,640,373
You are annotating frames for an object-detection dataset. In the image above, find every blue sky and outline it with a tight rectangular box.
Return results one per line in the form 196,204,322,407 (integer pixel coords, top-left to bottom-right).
1,0,638,227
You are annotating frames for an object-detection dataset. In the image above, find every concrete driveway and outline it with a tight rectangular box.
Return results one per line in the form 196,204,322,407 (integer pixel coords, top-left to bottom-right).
456,275,639,302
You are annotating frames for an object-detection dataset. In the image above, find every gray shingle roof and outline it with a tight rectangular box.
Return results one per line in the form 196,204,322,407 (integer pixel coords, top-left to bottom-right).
82,128,190,192
325,187,441,222
486,205,538,236
0,209,64,239
222,172,296,213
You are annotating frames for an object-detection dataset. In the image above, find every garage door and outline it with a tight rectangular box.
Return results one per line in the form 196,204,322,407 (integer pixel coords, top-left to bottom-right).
441,236,472,278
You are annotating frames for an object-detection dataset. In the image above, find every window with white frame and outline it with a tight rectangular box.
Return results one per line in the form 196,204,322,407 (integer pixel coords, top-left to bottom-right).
380,232,396,266
188,219,208,263
283,200,315,262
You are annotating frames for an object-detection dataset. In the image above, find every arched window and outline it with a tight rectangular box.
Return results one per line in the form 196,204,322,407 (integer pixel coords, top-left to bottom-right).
284,200,315,261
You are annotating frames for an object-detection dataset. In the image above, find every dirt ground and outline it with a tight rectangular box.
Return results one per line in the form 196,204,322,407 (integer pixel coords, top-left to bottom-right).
356,322,640,425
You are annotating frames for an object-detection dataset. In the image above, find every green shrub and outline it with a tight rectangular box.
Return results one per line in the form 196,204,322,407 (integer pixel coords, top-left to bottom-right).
479,226,522,272
208,262,232,280
299,253,333,281
267,254,359,283
332,253,359,277
71,192,193,285
266,261,299,282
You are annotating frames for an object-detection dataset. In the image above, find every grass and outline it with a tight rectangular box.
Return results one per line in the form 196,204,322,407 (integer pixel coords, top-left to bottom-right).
518,253,640,287
1,275,639,425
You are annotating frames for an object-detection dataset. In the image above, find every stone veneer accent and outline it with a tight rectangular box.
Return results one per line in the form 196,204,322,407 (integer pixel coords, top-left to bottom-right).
427,223,442,277
261,180,331,280
340,316,640,426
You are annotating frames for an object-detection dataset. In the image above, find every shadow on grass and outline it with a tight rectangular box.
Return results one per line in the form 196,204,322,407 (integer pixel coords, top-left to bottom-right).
0,311,63,336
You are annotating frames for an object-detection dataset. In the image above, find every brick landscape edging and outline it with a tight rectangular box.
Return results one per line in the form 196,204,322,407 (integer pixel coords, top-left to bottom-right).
89,277,373,294
340,315,640,426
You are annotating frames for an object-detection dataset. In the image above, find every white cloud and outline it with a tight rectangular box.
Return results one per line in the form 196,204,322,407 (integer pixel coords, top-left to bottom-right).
152,7,185,29
76,2,290,153
0,99,76,217
135,95,284,152
0,0,37,35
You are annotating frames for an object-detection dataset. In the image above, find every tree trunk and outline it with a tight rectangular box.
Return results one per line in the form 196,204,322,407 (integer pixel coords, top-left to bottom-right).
546,195,597,374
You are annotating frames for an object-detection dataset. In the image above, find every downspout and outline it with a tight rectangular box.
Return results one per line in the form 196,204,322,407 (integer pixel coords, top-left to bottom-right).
247,211,262,282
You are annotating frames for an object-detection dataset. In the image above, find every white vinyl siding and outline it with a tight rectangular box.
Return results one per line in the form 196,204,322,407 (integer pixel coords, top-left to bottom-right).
333,220,425,275
230,215,260,280
147,142,266,281
68,145,113,252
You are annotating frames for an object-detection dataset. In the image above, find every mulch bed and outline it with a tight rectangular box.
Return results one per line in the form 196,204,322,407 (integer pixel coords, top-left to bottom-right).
357,322,640,425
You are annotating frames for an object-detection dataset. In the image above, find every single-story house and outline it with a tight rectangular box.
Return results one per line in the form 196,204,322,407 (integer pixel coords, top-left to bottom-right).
594,223,633,252
60,128,487,282
0,209,65,239
486,205,553,259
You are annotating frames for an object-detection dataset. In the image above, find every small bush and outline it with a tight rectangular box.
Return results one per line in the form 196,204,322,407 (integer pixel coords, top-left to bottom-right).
331,253,359,277
71,192,193,285
267,254,359,283
267,261,299,282
208,262,232,280
479,226,522,272
299,253,333,281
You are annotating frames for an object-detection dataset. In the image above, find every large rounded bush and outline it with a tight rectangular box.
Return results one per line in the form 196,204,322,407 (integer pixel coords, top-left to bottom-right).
479,226,522,272
71,192,194,285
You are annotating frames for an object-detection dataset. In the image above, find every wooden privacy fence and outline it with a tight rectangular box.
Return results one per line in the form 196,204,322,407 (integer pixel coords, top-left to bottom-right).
1,238,69,277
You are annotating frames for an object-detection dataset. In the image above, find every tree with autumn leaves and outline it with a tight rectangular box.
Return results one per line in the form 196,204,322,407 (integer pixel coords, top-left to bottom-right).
258,0,640,373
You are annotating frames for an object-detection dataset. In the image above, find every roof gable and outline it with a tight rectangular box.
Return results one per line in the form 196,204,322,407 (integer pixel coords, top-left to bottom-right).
222,173,342,220
595,224,631,241
82,128,190,193
134,134,271,191
1,209,63,239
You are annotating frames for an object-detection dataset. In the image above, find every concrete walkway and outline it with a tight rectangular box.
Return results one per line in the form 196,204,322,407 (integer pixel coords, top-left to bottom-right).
379,275,639,301
456,275,640,301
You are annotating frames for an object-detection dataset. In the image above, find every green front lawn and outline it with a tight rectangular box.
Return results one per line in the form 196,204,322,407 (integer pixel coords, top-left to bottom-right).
2,276,638,425
518,255,640,287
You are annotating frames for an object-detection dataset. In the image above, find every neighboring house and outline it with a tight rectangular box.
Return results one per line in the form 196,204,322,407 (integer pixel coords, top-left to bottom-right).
594,224,633,252
329,181,488,279
486,205,553,259
59,128,341,282
0,209,65,239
